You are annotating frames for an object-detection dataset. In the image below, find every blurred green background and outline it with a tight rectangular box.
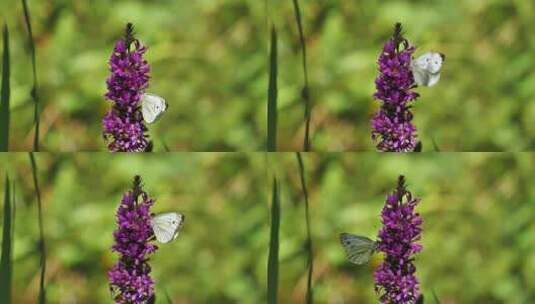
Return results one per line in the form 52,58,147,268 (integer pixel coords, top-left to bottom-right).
1,152,535,303
1,1,534,151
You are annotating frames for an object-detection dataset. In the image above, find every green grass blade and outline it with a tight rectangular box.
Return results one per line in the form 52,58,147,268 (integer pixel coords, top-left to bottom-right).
296,153,313,303
161,137,170,152
164,288,173,304
21,0,40,151
267,178,280,304
0,25,10,151
267,27,278,152
10,181,15,254
432,289,441,304
30,152,46,303
431,137,441,152
292,0,312,151
0,176,12,303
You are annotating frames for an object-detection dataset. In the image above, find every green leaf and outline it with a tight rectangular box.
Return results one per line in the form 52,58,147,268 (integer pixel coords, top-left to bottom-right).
267,27,278,152
292,0,312,151
30,152,46,303
0,176,12,303
296,153,313,304
0,25,10,152
267,178,280,304
21,0,40,151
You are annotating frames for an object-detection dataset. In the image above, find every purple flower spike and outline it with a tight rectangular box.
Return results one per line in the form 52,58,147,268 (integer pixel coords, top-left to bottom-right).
375,176,423,304
103,23,152,152
109,176,158,303
372,23,420,152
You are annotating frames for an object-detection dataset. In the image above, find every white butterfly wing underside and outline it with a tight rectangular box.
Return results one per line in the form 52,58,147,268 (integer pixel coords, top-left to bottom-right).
339,233,377,265
151,212,184,244
142,93,167,124
411,52,443,87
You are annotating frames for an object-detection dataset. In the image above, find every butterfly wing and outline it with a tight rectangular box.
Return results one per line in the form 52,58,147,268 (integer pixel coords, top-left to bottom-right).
427,73,441,87
413,52,433,69
411,52,432,86
151,212,184,243
411,65,430,87
142,93,167,124
411,52,443,87
339,233,377,265
426,52,444,74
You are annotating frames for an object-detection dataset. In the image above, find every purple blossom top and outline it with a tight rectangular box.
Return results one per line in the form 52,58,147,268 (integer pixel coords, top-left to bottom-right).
103,23,152,152
109,175,158,303
372,23,420,152
375,176,423,304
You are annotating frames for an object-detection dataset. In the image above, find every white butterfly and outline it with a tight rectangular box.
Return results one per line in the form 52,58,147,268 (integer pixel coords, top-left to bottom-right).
150,212,185,244
141,93,168,124
410,52,445,87
339,233,377,265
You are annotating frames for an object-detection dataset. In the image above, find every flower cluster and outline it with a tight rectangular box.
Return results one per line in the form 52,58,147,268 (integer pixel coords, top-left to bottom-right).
103,23,152,152
371,23,420,152
374,176,423,304
108,176,158,303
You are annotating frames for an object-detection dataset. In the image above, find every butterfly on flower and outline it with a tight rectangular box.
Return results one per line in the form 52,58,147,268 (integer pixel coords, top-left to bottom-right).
339,233,378,265
150,212,184,243
141,93,168,124
410,52,445,87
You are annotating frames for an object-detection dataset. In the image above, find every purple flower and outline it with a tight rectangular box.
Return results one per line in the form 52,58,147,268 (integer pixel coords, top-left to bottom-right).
109,176,158,303
103,23,152,152
372,23,420,152
374,176,423,304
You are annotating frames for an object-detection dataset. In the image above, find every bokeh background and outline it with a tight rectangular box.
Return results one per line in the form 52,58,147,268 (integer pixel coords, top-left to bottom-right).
1,1,534,151
1,152,535,303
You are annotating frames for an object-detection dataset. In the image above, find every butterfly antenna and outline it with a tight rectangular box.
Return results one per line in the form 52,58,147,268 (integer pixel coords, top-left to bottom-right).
124,22,135,49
